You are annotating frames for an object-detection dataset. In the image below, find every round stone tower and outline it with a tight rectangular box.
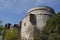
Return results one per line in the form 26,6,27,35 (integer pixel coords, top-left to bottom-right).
21,6,55,40
27,6,55,30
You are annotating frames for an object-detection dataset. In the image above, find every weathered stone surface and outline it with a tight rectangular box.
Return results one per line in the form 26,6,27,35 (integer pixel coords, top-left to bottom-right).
21,6,55,40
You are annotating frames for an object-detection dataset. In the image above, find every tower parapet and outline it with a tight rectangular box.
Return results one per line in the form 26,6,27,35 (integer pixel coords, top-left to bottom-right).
27,6,55,14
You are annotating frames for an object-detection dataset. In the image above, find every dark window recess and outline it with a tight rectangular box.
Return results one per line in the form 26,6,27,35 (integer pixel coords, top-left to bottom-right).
30,14,37,25
24,23,26,26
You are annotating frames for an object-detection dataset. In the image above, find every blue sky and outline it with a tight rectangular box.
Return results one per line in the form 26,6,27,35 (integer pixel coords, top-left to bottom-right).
0,0,60,25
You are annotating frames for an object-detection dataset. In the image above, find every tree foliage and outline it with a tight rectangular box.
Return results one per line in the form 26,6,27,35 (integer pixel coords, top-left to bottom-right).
3,28,18,40
42,12,60,40
0,20,3,36
34,12,60,40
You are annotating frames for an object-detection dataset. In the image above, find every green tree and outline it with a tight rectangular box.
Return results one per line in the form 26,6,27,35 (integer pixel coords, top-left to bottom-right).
3,23,19,40
0,20,3,36
42,12,60,40
34,12,60,40
3,28,18,40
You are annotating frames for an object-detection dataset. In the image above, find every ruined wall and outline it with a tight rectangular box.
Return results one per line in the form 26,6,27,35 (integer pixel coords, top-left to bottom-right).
27,6,55,30
21,6,55,40
21,15,34,40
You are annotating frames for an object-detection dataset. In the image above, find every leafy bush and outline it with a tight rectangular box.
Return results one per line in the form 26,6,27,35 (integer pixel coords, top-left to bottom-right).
34,12,60,40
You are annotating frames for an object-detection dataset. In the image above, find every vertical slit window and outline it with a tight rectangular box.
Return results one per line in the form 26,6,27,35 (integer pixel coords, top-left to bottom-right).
24,23,26,26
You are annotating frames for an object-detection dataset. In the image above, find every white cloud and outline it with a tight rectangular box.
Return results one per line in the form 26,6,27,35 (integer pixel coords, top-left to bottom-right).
0,0,59,14
0,0,19,8
36,0,57,6
0,0,21,12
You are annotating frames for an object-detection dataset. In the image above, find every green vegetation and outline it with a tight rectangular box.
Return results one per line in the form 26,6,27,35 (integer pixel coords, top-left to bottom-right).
43,12,60,40
0,20,3,36
0,12,60,40
34,12,60,40
3,28,18,40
